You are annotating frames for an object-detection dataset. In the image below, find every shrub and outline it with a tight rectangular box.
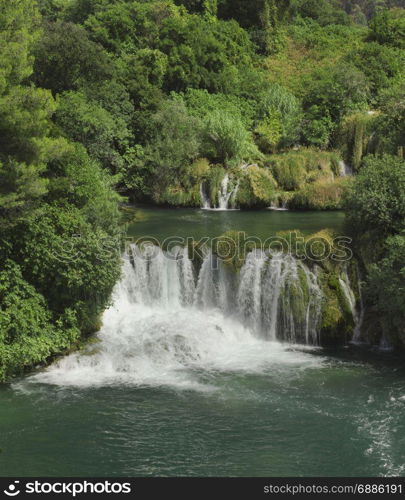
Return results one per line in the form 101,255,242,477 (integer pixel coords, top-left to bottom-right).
237,165,277,208
290,177,352,210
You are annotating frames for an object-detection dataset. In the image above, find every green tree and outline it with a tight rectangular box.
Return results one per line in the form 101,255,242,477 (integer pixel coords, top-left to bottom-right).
55,89,132,174
345,154,405,255
0,0,55,219
33,20,112,94
349,42,404,98
367,234,405,343
369,7,405,48
144,99,202,193
256,84,302,148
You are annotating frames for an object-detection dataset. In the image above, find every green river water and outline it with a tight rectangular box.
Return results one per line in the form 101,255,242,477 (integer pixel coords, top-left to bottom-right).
1,208,404,477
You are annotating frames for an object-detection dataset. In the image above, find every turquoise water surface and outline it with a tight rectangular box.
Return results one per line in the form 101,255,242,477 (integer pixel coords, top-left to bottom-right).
1,208,404,478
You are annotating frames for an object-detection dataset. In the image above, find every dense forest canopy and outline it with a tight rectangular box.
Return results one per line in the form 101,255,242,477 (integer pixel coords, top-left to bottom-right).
0,0,404,379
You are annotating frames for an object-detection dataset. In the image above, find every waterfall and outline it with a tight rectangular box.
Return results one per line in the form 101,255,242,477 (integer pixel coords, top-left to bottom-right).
200,182,210,209
237,250,268,334
338,268,367,344
267,199,288,211
218,174,239,210
352,275,365,343
30,245,326,388
339,160,353,177
125,245,324,345
126,245,323,344
339,273,358,323
200,174,240,210
129,244,195,308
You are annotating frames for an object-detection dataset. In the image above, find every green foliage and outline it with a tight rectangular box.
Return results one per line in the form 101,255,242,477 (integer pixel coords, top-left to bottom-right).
145,99,201,195
176,88,254,129
0,0,41,94
346,154,405,242
372,79,405,154
33,20,112,94
303,62,370,129
369,8,405,49
255,84,302,149
0,0,122,380
3,205,121,327
366,234,405,345
161,15,256,93
349,42,404,98
302,108,335,148
255,115,283,153
336,111,379,170
289,0,350,26
289,177,352,210
157,183,201,207
344,154,405,345
0,260,80,381
0,0,56,221
55,88,132,173
268,149,340,191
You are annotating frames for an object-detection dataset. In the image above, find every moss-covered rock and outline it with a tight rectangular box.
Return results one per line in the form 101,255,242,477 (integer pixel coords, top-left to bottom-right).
289,177,352,210
236,164,277,208
317,268,357,346
267,149,341,191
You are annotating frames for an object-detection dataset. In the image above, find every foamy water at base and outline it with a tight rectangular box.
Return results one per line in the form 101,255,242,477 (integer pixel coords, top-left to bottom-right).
3,288,402,477
27,299,323,391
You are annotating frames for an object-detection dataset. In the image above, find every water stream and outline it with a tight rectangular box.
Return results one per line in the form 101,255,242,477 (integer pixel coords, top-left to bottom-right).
1,209,404,477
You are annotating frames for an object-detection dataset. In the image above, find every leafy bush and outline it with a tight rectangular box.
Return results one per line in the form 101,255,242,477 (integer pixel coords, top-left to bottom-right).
366,234,405,346
237,165,276,208
0,260,80,381
369,8,405,49
346,154,405,241
201,110,260,165
289,177,352,210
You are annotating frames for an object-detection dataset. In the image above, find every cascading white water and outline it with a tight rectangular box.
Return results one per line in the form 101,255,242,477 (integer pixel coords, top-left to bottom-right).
200,174,240,210
268,200,289,211
218,174,240,210
127,245,323,344
339,160,353,177
338,268,368,344
29,245,325,389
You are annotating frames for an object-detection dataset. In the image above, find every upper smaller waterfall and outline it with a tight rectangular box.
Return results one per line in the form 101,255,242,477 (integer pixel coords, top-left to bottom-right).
339,160,353,177
218,174,240,210
268,201,288,211
200,174,240,210
200,183,210,210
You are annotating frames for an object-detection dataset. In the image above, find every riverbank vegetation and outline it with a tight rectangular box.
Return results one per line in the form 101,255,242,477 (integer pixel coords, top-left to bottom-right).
0,0,404,378
28,0,405,210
